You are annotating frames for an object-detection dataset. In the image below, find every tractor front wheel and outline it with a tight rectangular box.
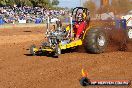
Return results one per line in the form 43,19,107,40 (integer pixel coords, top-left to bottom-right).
54,45,61,58
30,45,37,56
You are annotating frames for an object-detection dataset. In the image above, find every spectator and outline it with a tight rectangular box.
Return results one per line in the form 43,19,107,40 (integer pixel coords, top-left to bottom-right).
0,6,69,24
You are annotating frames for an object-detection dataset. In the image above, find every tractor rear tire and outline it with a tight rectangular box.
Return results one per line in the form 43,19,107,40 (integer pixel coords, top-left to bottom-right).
84,28,107,54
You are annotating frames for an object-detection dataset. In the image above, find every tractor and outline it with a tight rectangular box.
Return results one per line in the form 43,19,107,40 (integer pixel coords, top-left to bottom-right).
29,7,132,57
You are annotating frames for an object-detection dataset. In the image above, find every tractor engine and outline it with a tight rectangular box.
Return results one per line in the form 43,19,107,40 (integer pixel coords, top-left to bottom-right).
46,20,69,47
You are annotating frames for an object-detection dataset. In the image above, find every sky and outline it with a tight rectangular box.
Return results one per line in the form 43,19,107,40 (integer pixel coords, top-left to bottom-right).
58,0,101,8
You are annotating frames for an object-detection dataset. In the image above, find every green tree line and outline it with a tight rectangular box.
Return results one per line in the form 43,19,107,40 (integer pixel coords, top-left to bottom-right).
0,0,59,8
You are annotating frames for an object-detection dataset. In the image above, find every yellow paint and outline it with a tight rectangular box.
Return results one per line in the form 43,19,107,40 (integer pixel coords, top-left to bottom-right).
60,39,82,50
82,26,91,40
83,13,86,19
60,44,67,49
33,48,39,52
66,26,70,31
41,48,53,52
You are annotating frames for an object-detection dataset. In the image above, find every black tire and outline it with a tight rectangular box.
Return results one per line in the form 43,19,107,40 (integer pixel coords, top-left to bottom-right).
84,28,107,54
30,45,37,56
125,27,132,42
80,77,91,86
42,42,50,47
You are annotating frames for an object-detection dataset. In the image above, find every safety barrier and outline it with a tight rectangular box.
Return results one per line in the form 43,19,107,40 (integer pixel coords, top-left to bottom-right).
0,19,5,25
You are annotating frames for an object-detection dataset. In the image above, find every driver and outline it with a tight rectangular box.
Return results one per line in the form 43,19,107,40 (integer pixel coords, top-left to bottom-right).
74,13,86,40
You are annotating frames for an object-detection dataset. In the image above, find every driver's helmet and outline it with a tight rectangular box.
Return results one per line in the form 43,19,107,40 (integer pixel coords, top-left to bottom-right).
77,13,83,21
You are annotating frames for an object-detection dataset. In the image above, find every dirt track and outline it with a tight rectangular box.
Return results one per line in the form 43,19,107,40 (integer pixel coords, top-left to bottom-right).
0,26,132,88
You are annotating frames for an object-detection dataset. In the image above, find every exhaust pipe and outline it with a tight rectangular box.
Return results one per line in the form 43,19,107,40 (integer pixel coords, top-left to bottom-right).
70,16,73,38
47,16,50,33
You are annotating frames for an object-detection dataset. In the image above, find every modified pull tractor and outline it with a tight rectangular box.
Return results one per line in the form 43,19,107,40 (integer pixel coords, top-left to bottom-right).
29,7,108,57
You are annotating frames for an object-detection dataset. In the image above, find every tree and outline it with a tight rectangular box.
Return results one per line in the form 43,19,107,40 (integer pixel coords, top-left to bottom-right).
25,0,33,6
84,0,97,17
96,0,132,15
52,0,59,6
38,0,51,7
0,0,7,6
7,0,15,6
111,0,132,15
30,0,38,7
0,0,54,8
29,0,51,8
0,0,15,6
97,4,111,13
13,0,22,7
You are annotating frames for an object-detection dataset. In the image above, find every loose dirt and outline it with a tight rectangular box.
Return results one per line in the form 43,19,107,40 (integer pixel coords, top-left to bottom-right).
0,26,131,88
